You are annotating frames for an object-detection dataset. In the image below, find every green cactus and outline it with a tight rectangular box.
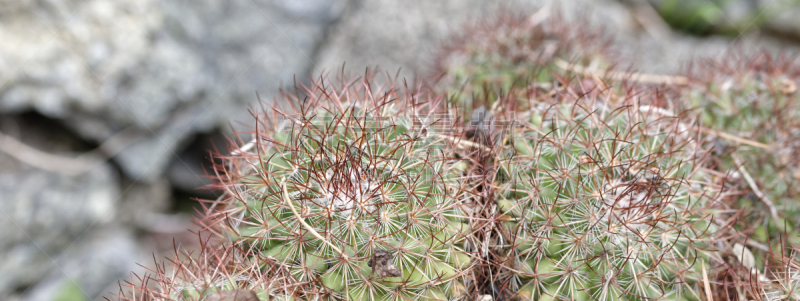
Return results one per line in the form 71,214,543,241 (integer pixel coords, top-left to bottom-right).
117,241,297,301
433,11,612,120
115,13,800,301
211,79,473,300
492,100,718,301
681,53,800,244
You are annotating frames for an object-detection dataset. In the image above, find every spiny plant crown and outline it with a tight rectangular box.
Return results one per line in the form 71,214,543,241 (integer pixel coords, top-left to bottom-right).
681,54,800,243
495,100,719,301
433,12,612,119
215,80,474,300
120,242,298,301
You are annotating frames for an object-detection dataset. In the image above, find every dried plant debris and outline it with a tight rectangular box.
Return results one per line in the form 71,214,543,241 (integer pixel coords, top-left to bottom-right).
368,249,402,279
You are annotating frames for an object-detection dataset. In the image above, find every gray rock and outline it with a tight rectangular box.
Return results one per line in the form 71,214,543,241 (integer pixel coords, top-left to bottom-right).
317,0,500,80
116,179,171,227
0,0,348,181
21,228,140,301
317,0,788,81
166,131,227,196
0,115,129,299
763,0,800,38
0,157,119,298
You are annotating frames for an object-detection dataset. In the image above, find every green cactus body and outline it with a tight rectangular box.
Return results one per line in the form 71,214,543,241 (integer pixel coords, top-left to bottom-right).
124,241,298,301
683,58,800,244
433,12,612,121
496,101,717,301
225,93,471,299
176,278,277,301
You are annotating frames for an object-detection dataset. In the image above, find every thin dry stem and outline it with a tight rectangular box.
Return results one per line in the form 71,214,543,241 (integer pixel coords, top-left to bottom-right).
697,127,772,150
702,261,714,301
554,58,689,85
280,180,346,259
638,105,771,149
731,153,780,224
431,133,492,152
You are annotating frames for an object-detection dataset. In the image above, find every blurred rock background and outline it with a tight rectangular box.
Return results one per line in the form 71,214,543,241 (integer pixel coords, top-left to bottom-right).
0,0,798,300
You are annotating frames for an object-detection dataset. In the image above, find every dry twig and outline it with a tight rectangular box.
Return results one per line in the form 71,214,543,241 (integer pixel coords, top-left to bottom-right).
731,153,780,224
701,261,714,301
431,133,492,152
280,180,346,258
697,127,771,149
638,105,772,149
554,58,689,85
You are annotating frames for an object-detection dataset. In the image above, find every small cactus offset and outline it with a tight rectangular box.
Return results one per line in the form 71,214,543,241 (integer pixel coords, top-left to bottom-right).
209,76,473,300
489,98,721,301
680,52,800,241
432,10,613,119
117,240,297,300
670,52,800,300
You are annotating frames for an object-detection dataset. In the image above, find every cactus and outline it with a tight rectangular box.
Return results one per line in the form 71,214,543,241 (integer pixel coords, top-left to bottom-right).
204,77,474,300
117,241,297,300
680,52,800,245
113,10,800,301
653,51,800,300
487,97,721,301
432,10,613,120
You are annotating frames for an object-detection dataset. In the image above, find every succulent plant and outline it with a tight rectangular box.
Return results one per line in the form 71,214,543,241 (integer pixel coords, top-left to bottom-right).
484,98,721,301
432,10,612,120
679,52,800,245
117,241,296,301
203,77,475,300
643,51,800,300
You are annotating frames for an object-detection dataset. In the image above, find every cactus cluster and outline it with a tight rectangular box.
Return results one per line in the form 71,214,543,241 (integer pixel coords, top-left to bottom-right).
123,241,296,300
119,9,800,301
431,11,613,120
680,53,800,242
665,52,800,299
495,100,719,301
208,79,472,300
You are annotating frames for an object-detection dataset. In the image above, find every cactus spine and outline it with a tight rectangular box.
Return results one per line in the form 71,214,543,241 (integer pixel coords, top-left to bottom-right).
212,79,473,300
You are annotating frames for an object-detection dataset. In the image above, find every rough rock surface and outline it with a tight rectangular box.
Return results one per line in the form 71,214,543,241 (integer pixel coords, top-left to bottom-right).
0,0,347,298
0,0,347,181
317,0,752,78
0,156,119,297
21,228,140,301
317,0,499,80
